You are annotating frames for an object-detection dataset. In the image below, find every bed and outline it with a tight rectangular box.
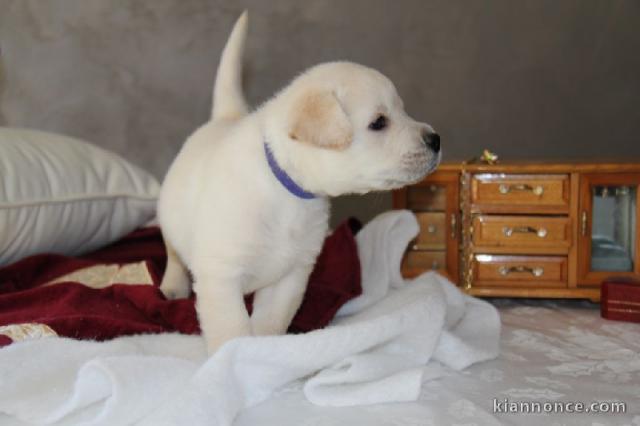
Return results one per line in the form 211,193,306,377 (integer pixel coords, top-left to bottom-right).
1,213,638,426
2,298,636,425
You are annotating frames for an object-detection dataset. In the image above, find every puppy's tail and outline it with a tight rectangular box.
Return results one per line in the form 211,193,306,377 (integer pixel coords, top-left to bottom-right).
211,11,249,122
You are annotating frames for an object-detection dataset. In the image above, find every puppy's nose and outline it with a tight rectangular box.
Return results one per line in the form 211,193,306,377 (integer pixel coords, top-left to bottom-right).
422,131,441,153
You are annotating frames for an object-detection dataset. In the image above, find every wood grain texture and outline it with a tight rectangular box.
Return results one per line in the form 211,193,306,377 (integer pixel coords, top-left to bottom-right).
568,172,580,288
437,162,640,173
472,215,571,251
399,170,460,283
414,213,446,250
471,174,570,214
404,251,446,271
473,254,568,288
466,287,600,302
406,184,447,211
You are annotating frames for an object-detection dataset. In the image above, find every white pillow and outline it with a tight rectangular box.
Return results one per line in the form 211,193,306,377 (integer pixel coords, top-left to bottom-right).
0,127,161,266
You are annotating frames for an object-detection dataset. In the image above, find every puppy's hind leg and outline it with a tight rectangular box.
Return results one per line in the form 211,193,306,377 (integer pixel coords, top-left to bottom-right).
159,239,191,299
251,265,313,336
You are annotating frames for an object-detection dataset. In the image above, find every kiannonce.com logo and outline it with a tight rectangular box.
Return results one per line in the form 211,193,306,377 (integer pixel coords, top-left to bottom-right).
493,398,627,414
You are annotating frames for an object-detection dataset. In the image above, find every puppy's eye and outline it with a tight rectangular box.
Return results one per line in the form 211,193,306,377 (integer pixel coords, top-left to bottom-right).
368,115,388,131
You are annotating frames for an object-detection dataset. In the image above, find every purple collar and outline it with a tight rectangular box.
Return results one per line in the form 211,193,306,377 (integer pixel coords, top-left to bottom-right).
264,142,317,200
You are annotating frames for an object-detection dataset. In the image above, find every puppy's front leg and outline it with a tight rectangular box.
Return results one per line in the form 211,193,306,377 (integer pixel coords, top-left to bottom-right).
251,265,313,336
193,267,251,354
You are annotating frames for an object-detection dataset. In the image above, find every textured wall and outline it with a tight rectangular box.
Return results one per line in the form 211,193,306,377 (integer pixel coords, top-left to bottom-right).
1,1,639,226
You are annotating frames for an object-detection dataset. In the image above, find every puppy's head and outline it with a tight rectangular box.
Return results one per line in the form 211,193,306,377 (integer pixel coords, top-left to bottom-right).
267,62,440,196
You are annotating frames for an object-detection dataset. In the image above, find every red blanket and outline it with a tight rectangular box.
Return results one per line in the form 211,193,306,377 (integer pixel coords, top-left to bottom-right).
0,219,362,346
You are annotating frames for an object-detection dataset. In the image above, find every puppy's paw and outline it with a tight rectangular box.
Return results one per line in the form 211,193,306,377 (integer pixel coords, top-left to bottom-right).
159,283,190,300
205,335,234,355
206,339,222,355
203,328,251,355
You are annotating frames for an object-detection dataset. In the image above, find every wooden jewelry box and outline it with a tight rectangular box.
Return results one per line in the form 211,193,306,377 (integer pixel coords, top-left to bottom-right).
393,161,640,301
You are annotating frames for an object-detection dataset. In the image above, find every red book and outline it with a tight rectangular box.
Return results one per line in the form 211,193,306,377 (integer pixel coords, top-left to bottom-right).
601,279,640,323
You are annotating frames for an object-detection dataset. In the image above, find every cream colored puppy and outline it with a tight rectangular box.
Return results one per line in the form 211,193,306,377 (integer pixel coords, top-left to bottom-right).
157,12,441,354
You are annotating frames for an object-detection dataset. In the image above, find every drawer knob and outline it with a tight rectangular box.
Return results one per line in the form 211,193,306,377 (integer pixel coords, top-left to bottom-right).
499,265,544,277
427,224,437,234
498,183,544,196
431,260,439,269
502,226,548,238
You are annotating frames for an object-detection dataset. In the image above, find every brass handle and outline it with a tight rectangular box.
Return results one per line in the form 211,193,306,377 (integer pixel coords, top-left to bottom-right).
427,224,437,234
499,265,544,277
498,183,544,196
450,213,457,239
581,211,588,237
502,226,548,238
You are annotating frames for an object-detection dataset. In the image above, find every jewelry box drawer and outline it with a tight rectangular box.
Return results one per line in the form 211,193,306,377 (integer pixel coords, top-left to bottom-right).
406,184,447,211
413,212,446,250
404,251,446,271
472,215,571,251
473,255,568,287
471,174,569,213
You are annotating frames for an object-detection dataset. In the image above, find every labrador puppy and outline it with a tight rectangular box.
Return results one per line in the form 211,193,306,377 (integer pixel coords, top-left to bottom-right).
157,11,441,354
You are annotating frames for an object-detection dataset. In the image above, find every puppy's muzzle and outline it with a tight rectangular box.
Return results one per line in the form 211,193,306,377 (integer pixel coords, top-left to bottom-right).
421,130,441,154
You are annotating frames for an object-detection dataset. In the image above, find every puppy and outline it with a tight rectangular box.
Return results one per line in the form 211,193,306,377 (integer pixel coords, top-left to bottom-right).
157,11,441,354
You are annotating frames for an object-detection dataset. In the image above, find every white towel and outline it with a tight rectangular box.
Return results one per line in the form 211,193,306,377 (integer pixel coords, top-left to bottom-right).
305,211,501,405
0,210,500,426
335,210,420,316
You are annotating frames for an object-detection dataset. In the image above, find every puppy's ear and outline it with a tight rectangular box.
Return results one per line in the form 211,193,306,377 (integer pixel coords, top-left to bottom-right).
288,90,352,150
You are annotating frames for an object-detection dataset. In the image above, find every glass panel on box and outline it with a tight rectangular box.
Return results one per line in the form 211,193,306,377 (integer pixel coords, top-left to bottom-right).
591,185,636,272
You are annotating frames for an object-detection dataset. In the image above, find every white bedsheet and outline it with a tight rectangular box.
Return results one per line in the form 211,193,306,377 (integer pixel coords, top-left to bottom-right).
236,298,640,426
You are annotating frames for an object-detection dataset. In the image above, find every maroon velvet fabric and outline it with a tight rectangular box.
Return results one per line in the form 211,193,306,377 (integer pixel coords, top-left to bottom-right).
288,218,362,333
0,335,12,347
0,221,361,344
